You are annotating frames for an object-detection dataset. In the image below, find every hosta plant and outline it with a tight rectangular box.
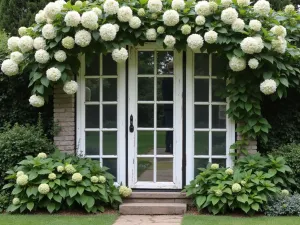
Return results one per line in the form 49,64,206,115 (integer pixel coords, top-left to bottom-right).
2,151,132,213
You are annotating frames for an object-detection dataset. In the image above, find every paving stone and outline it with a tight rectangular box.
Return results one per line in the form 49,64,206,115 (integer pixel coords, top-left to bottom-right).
113,215,183,225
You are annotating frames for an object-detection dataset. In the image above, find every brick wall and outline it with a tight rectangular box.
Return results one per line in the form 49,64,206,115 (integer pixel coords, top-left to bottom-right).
237,133,258,155
53,84,75,154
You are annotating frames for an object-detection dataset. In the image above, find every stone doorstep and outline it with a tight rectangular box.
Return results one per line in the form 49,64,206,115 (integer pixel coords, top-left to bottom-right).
119,203,187,215
128,192,187,199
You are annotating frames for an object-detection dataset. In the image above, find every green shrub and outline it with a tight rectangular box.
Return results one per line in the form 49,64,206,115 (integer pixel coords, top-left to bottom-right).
0,190,10,212
3,151,131,213
265,193,300,216
0,123,56,187
184,154,295,215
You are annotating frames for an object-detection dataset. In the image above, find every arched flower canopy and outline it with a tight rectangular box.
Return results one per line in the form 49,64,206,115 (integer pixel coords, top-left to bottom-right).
1,0,300,153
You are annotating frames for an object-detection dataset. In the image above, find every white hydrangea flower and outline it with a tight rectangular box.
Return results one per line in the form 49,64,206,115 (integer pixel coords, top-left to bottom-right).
249,20,262,32
248,58,259,69
75,0,83,7
253,36,264,52
157,26,165,34
195,1,211,16
63,80,78,94
18,27,27,37
35,10,47,24
103,0,119,15
241,180,246,186
232,19,246,32
119,186,132,197
237,0,250,7
57,166,65,172
82,11,98,30
64,11,81,27
172,0,185,11
147,0,163,13
164,35,176,47
112,48,128,63
240,37,260,54
151,13,158,19
117,6,133,22
38,183,50,194
75,29,92,47
54,50,67,62
1,59,19,76
16,171,24,177
187,34,204,50
138,8,146,17
221,7,238,25
7,37,20,51
282,189,290,196
181,24,191,35
229,56,246,71
260,79,277,95
10,52,24,64
55,0,66,7
146,28,157,41
221,0,232,8
46,67,61,81
47,18,54,24
129,16,141,29
232,183,241,192
270,25,286,37
62,36,75,49
72,173,83,182
211,163,219,170
18,36,34,53
272,37,287,54
13,198,20,205
225,168,233,175
42,24,57,40
163,10,180,26
33,37,46,50
91,176,99,183
204,30,218,44
65,164,76,174
92,7,102,17
48,173,56,180
44,2,62,20
29,95,45,107
99,176,106,183
209,2,218,13
37,152,47,158
253,0,271,16
114,24,120,32
99,24,117,41
285,4,295,14
215,189,223,197
195,15,206,26
16,174,29,186
35,49,50,64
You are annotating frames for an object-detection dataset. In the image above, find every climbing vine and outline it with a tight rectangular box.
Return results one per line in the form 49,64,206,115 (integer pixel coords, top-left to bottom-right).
1,0,300,154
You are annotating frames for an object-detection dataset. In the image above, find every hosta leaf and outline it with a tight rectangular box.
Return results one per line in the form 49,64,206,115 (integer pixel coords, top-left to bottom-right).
27,202,34,211
59,189,67,198
77,186,84,195
86,196,95,208
12,186,22,195
47,202,56,213
196,195,206,208
251,203,259,211
69,187,77,198
53,195,62,203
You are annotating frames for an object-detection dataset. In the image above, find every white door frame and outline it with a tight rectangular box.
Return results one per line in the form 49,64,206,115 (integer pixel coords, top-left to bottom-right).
128,43,183,189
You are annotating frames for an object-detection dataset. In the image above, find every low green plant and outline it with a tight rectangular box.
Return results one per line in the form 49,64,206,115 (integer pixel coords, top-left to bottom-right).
3,151,131,213
0,190,10,212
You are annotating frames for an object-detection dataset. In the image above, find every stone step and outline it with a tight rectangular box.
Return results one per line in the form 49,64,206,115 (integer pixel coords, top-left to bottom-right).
123,192,192,204
119,203,187,215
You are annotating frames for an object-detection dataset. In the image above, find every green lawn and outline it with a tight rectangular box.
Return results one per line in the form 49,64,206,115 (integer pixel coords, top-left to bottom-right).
182,215,300,225
0,214,118,225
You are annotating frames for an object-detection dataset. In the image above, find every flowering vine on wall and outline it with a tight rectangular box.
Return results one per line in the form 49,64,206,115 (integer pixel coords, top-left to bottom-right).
1,0,300,154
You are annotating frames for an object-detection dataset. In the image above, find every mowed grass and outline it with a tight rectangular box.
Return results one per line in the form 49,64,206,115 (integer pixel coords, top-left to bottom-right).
0,214,118,225
182,215,300,225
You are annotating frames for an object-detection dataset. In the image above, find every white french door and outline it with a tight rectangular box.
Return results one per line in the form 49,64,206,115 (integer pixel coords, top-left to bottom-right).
128,44,183,189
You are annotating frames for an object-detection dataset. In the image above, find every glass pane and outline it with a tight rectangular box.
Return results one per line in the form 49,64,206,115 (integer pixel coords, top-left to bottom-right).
212,132,226,155
194,158,209,176
103,132,117,155
103,53,117,75
138,77,154,101
86,132,99,155
195,105,209,128
103,158,117,179
138,131,153,155
103,105,117,128
138,51,154,74
157,158,173,182
157,131,173,155
86,54,100,76
157,51,174,75
85,79,99,102
212,105,226,128
212,55,227,76
194,53,209,76
137,158,153,181
212,158,226,167
157,78,173,101
194,79,209,102
212,79,226,102
157,104,173,128
194,132,209,155
86,105,100,128
103,78,117,101
138,104,154,127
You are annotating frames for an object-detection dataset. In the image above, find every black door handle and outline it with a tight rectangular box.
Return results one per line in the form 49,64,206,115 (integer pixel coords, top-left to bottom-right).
129,114,134,133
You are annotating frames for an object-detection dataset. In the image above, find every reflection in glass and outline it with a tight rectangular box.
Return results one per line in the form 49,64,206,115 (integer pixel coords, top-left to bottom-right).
195,105,209,128
212,55,227,76
194,53,209,76
194,132,209,155
157,158,173,182
103,78,117,101
212,105,226,128
157,51,174,75
157,104,173,128
86,132,99,155
138,77,154,101
85,79,99,101
85,54,99,75
138,104,154,127
138,51,154,74
86,105,100,128
138,131,153,155
103,132,117,155
157,78,173,101
194,79,209,102
103,53,117,75
194,158,208,176
103,105,117,128
137,158,153,181
212,79,226,102
103,158,117,179
212,158,226,167
157,131,173,155
212,132,226,155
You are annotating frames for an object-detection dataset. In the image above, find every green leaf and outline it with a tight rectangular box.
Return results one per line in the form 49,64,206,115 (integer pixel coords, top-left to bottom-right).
59,189,66,198
245,103,252,112
47,202,56,213
182,17,189,23
211,196,219,205
62,26,71,33
196,195,206,208
86,196,95,208
240,204,250,213
92,31,100,41
38,169,51,175
80,194,88,206
76,186,84,195
12,186,22,195
263,71,272,79
27,202,34,211
53,195,62,203
237,194,248,203
279,78,289,87
33,72,43,82
49,42,58,49
41,77,50,87
69,187,77,198
36,85,44,94
2,183,14,189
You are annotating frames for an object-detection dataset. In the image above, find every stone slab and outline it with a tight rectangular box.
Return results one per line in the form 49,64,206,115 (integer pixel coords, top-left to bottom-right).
113,215,183,225
119,203,186,215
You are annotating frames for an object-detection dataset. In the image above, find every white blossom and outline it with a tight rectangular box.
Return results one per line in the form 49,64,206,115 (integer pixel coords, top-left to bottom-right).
54,50,67,62
92,7,102,17
42,24,57,39
117,6,133,22
172,0,185,11
65,164,76,174
7,37,20,51
18,27,27,37
253,36,264,52
44,2,62,20
46,67,61,81
72,173,83,182
38,183,50,194
57,166,64,172
147,0,163,13
114,24,120,32
129,16,142,29
253,0,271,16
16,171,24,177
119,186,132,197
37,152,47,158
270,25,286,37
29,95,45,107
285,4,295,14
229,56,246,71
231,18,245,32
48,173,56,180
16,174,28,186
249,20,262,32
35,10,47,24
187,34,204,50
99,23,117,41
99,176,106,183
18,36,34,53
55,0,66,8
112,48,128,63
64,11,81,27
237,0,250,7
82,11,98,30
146,28,157,41
157,26,165,34
209,2,218,13
138,8,146,17
204,30,218,44
33,37,46,50
260,79,277,95
10,52,24,64
163,10,180,26
1,59,19,76
62,36,75,49
13,198,20,205
35,49,50,64
232,183,241,193
272,36,287,54
221,7,238,25
211,164,219,170
240,37,261,54
248,58,259,69
221,0,232,7
75,29,92,47
103,0,119,15
225,168,233,175
91,176,99,183
181,24,191,35
195,15,206,26
75,1,83,7
63,80,78,94
164,35,176,47
195,1,211,16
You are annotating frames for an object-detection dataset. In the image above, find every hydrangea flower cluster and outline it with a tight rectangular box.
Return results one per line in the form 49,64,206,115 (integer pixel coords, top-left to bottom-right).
29,95,45,107
46,67,61,81
1,59,19,76
64,11,81,27
33,37,46,50
48,173,57,180
38,183,50,194
163,10,180,26
99,175,106,183
112,48,129,63
211,163,219,170
63,80,79,94
54,50,67,62
57,166,65,172
119,185,132,197
225,168,233,175
164,35,176,48
37,152,47,158
232,183,242,193
147,0,162,13
204,30,218,44
187,34,203,50
16,174,29,186
260,79,277,95
99,24,117,41
35,49,50,64
229,56,246,72
75,30,92,47
72,173,83,182
42,24,57,40
65,164,76,174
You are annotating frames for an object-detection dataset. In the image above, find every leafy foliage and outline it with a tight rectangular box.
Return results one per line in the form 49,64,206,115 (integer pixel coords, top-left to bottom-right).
0,190,10,213
265,193,300,216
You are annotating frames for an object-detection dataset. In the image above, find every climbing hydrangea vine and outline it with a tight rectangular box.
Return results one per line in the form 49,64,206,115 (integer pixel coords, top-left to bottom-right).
1,0,300,154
